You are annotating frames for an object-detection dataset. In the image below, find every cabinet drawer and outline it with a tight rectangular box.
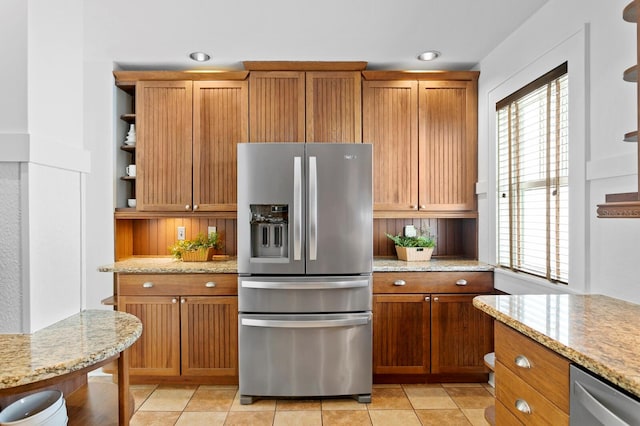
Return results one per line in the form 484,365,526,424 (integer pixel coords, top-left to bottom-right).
495,399,523,425
495,361,569,425
373,272,493,294
495,322,569,413
118,274,237,296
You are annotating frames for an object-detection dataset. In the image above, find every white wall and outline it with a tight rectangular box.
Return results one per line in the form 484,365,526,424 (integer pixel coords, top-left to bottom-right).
83,60,117,310
0,0,90,332
478,0,640,302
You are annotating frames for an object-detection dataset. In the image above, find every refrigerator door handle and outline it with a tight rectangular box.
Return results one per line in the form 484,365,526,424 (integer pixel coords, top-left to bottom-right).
293,156,302,261
241,279,370,290
241,315,371,329
309,156,318,261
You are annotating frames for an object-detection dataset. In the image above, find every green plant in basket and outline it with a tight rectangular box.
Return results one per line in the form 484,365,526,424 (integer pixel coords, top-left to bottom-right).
386,228,436,248
170,232,222,260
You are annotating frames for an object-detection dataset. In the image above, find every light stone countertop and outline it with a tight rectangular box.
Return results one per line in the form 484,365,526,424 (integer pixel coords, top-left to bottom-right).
474,294,640,399
98,256,493,274
0,310,142,390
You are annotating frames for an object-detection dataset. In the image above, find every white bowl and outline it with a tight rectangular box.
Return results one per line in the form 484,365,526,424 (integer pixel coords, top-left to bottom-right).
0,391,63,425
37,400,67,426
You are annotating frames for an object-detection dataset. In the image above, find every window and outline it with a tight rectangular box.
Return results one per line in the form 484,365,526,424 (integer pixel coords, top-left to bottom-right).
496,63,569,284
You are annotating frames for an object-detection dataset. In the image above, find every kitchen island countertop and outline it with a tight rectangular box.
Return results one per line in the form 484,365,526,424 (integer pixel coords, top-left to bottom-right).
474,294,640,399
0,309,142,390
98,257,494,274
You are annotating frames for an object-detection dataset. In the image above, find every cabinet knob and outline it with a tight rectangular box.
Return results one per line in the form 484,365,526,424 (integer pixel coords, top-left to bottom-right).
455,279,468,286
393,280,406,286
433,296,439,302
420,204,426,209
171,298,178,304
185,205,190,210
515,399,531,414
410,205,417,210
181,298,186,304
142,282,154,288
425,296,430,302
205,281,216,288
193,204,199,210
515,355,531,369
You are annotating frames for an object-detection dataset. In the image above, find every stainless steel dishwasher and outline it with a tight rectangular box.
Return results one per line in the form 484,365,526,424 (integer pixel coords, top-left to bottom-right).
570,365,640,425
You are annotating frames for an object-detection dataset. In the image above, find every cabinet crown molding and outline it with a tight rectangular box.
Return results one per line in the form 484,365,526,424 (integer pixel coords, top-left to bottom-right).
243,61,368,71
113,70,249,91
362,70,479,81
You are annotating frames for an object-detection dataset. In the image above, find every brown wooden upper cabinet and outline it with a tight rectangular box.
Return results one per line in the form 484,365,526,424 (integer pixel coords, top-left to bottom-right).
362,72,479,217
136,80,248,212
248,71,362,143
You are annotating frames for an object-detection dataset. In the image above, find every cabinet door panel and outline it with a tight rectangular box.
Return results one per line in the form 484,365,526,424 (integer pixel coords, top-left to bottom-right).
373,294,430,374
136,81,193,211
193,81,248,211
418,80,477,212
306,71,361,143
181,296,238,377
119,296,181,377
363,81,419,211
249,71,305,142
431,294,493,374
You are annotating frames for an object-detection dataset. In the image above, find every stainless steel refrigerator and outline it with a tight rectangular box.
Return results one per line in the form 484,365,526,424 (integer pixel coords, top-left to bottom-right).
237,142,373,404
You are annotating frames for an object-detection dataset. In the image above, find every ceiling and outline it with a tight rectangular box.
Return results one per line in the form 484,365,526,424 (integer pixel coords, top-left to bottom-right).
84,0,549,71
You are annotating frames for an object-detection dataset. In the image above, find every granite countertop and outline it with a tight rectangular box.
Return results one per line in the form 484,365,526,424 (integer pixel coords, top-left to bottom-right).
474,294,640,399
0,310,142,390
98,256,493,273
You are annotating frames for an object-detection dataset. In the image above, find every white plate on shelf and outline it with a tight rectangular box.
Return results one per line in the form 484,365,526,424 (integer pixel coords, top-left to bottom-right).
123,141,136,147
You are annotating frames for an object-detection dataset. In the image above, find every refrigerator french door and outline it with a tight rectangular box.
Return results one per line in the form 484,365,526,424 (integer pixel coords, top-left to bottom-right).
236,143,373,404
237,143,372,275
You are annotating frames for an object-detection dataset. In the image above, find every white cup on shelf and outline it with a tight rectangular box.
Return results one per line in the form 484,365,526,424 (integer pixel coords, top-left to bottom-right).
127,198,137,208
125,164,136,177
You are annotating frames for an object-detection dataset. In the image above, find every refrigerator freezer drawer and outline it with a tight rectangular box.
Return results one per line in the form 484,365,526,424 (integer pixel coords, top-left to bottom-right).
238,275,372,313
239,313,372,399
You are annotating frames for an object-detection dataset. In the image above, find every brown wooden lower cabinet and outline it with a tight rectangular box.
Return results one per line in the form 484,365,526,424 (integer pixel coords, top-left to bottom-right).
373,294,431,375
117,273,238,384
494,322,570,425
372,272,494,383
431,294,494,375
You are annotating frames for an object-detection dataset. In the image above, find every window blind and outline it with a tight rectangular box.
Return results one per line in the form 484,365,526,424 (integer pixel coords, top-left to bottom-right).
497,63,569,284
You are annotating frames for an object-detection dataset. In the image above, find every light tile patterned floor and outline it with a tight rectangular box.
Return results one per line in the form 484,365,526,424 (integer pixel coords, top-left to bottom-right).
126,382,495,426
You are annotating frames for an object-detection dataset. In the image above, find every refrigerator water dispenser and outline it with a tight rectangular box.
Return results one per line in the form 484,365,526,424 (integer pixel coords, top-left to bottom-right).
250,205,288,259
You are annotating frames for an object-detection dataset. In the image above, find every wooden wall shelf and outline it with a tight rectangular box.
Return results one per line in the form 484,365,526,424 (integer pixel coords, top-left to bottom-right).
623,64,638,82
600,2,640,218
114,209,237,219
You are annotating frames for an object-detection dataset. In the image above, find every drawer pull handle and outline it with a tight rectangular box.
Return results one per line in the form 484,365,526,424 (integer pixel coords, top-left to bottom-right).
515,355,531,369
456,279,468,286
181,298,186,303
142,282,154,288
515,399,531,414
393,280,406,286
425,296,430,302
172,298,178,304
205,281,216,288
433,296,439,302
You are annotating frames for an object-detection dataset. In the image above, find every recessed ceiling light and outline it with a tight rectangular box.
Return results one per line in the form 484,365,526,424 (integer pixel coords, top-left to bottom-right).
417,51,441,61
189,52,211,62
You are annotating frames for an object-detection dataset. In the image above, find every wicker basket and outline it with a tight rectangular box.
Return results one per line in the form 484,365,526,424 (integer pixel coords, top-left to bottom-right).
395,246,434,262
181,247,214,262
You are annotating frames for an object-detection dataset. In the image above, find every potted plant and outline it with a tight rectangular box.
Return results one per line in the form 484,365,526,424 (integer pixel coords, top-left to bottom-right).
169,232,222,262
386,228,436,261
